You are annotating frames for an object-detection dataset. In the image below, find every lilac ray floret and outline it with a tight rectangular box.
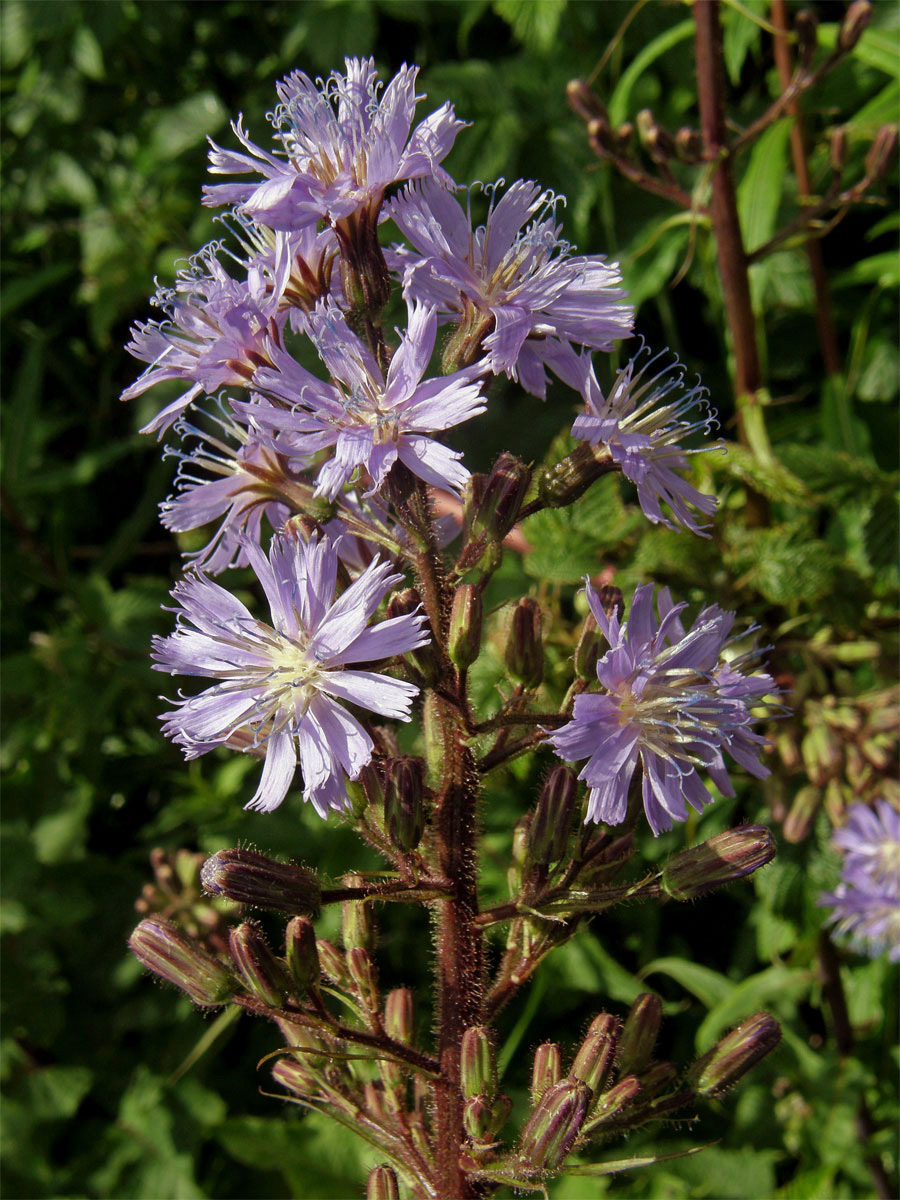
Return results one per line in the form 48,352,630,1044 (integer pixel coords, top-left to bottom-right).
820,800,900,961
571,345,720,536
161,403,310,574
548,582,775,835
203,58,466,232
152,531,429,817
246,300,487,498
387,178,633,396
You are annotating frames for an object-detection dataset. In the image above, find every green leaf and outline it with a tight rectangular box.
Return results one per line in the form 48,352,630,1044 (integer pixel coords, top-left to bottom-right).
774,1166,838,1198
608,20,695,126
72,25,104,80
833,251,900,291
716,442,811,504
147,92,227,161
722,0,763,84
739,118,792,305
696,964,810,1051
23,1065,93,1121
639,957,734,1009
492,0,567,53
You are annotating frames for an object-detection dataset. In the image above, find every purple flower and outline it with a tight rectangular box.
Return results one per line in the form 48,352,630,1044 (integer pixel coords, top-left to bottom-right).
387,179,633,396
161,406,300,575
246,300,487,498
548,582,775,835
820,800,900,961
203,58,465,232
122,224,337,435
571,346,719,536
152,532,429,816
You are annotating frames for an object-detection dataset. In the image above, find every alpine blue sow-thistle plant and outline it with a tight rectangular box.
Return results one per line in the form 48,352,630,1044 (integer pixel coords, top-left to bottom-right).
126,58,784,1199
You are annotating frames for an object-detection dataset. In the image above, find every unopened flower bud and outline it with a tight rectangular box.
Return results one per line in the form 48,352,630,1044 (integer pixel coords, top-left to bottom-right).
783,787,822,843
866,125,898,182
345,761,386,819
473,452,532,542
317,937,351,988
367,1165,400,1200
461,1026,496,1100
638,1061,678,1098
587,1074,641,1128
272,1054,317,1096
587,115,616,155
464,1092,512,1143
449,584,483,670
662,826,776,899
691,1014,782,1096
801,723,841,786
566,78,607,124
619,993,662,1074
201,848,320,916
795,9,819,68
531,1042,562,1104
506,597,543,688
574,611,599,680
129,918,234,1007
675,126,702,160
342,874,376,953
384,757,426,853
616,121,634,152
519,1080,591,1171
570,1013,618,1096
384,988,414,1045
347,946,380,1011
528,765,577,866
838,0,871,53
229,922,291,1007
387,588,442,685
285,916,320,993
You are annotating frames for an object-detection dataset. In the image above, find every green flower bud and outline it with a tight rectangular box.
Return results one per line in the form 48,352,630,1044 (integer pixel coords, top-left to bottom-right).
472,452,532,542
528,765,577,866
531,1042,562,1105
461,1026,496,1100
573,612,600,681
130,918,235,1008
284,916,320,993
342,874,376,953
586,1075,641,1129
449,584,483,670
661,826,776,899
201,848,320,917
271,1054,317,1097
464,1092,513,1143
317,937,352,988
689,1013,781,1096
519,1080,591,1172
570,1013,618,1096
345,761,386,819
347,946,380,1011
566,78,607,124
505,597,543,689
638,1061,678,1098
367,1165,400,1200
384,987,414,1045
618,993,662,1074
229,922,291,1007
384,757,426,853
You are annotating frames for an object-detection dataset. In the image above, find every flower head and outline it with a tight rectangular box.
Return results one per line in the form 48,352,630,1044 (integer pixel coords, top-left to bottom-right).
152,532,429,816
161,404,303,575
247,300,487,498
203,58,465,232
820,800,900,961
549,582,775,835
387,179,633,395
571,347,719,535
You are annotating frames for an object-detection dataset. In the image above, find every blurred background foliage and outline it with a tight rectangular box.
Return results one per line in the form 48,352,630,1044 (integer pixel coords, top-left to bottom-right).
1,1,897,1197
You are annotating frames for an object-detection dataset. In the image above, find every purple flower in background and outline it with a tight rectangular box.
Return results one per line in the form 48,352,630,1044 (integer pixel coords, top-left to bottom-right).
247,301,487,498
820,800,900,961
161,405,303,575
571,346,719,535
152,532,428,816
387,179,633,396
549,582,775,835
203,58,465,232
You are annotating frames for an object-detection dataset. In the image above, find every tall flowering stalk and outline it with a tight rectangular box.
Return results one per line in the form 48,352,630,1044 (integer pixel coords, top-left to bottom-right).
125,57,789,1200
